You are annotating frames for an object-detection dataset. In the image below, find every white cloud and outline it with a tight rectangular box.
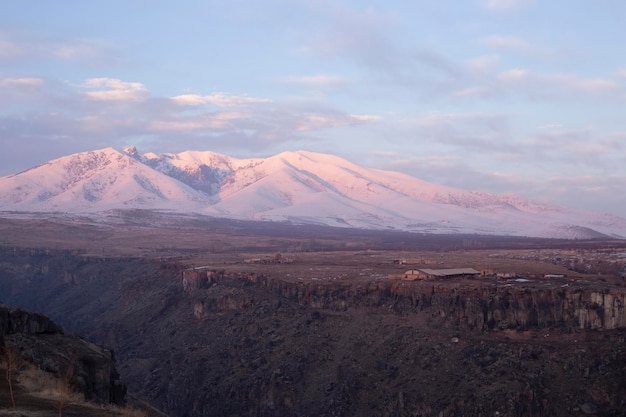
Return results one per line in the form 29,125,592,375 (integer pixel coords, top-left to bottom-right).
522,126,625,174
370,150,399,158
0,77,44,88
295,112,380,131
452,68,624,101
280,74,346,87
497,68,528,82
0,31,120,67
0,36,24,58
481,35,532,52
538,124,563,130
409,112,512,154
565,76,619,94
498,70,621,97
0,73,383,165
149,112,247,132
53,41,110,61
350,114,381,122
453,86,492,98
483,0,533,13
296,4,402,72
531,175,626,215
466,54,499,71
171,93,271,107
81,78,147,101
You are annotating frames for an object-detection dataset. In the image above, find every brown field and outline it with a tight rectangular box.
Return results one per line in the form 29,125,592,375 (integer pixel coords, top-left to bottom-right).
2,212,624,289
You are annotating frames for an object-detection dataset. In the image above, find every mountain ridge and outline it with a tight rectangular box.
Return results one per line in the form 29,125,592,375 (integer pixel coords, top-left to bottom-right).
0,146,624,239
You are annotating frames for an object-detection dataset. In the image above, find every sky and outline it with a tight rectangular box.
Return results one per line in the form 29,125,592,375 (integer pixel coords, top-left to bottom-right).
1,0,626,218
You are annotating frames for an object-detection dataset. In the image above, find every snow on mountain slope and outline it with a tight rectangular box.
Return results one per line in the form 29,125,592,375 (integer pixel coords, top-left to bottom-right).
0,146,625,239
0,148,212,212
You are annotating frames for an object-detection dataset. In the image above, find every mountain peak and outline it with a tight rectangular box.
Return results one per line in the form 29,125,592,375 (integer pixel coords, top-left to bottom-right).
0,147,624,239
123,145,138,156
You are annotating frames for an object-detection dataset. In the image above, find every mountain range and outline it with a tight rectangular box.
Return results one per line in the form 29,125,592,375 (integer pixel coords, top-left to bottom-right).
0,146,624,239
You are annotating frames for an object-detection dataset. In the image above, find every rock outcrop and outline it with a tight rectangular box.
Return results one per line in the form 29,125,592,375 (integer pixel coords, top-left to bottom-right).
183,269,626,330
0,305,126,405
171,269,626,417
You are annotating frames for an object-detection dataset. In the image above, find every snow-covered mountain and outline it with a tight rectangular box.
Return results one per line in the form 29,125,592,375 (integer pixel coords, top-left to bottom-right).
1,146,625,239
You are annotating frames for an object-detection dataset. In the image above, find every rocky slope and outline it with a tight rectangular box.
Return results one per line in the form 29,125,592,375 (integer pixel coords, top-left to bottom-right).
0,247,624,417
0,305,126,405
184,268,626,330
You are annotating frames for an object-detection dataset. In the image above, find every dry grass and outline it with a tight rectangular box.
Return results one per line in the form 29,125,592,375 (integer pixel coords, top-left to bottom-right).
109,405,150,417
12,364,152,417
18,365,78,401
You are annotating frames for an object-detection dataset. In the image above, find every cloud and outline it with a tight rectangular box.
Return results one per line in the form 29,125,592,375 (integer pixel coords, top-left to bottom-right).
481,35,532,52
452,67,624,101
531,174,626,215
0,30,120,67
81,78,148,101
414,49,464,78
482,0,533,13
466,54,500,71
363,111,624,211
381,145,626,216
384,154,529,194
479,34,559,62
0,35,24,58
291,4,483,100
279,74,346,87
452,86,493,99
413,112,511,151
529,127,624,155
171,93,271,107
52,40,120,66
297,4,402,73
295,112,380,131
149,112,246,132
501,70,622,98
566,76,620,94
0,75,382,174
0,77,44,88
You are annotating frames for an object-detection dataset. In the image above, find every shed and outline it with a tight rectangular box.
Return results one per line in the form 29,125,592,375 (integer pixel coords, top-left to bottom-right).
416,268,481,280
393,268,481,280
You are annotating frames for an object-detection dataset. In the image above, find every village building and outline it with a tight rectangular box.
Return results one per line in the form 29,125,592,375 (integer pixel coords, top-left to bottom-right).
391,268,481,280
480,268,495,276
496,272,516,279
544,274,565,279
392,258,439,265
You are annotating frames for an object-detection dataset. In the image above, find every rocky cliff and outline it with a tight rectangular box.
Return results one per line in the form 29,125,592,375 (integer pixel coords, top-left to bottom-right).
0,249,624,417
183,269,626,330
0,305,126,405
178,269,626,417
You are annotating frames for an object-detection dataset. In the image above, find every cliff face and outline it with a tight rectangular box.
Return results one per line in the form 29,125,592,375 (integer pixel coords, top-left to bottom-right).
183,269,626,331
0,305,63,335
1,250,624,417
177,269,626,417
0,305,126,405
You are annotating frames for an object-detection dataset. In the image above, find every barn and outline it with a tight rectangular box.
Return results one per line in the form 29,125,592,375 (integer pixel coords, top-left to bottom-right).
394,268,481,280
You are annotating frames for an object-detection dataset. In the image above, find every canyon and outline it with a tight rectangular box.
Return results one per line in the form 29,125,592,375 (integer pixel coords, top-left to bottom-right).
0,216,625,416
